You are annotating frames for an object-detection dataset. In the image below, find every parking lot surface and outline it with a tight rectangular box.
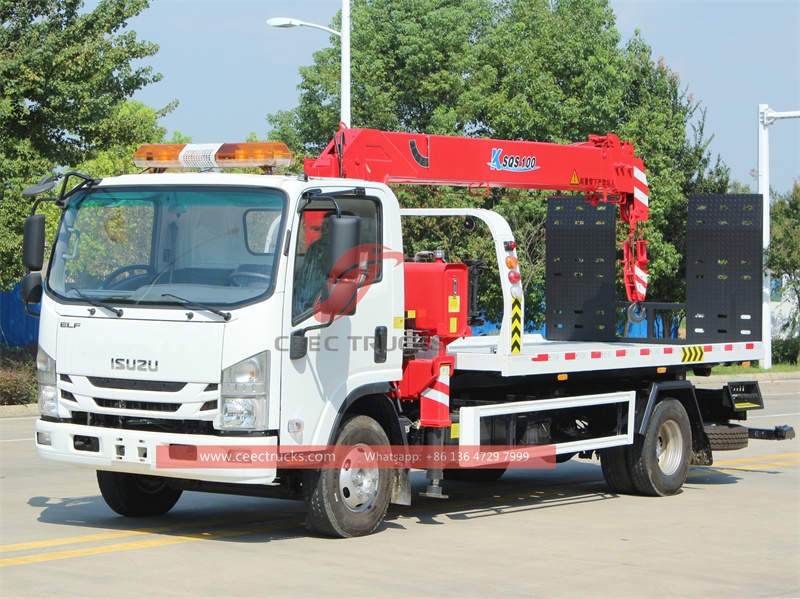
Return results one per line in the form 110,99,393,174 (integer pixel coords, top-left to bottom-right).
1,378,797,598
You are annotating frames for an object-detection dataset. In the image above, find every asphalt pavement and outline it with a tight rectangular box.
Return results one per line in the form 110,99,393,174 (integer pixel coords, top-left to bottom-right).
0,378,797,598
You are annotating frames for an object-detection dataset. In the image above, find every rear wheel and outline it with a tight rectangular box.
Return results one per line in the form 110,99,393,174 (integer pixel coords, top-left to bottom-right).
627,399,692,496
600,446,637,494
304,415,392,538
97,471,182,517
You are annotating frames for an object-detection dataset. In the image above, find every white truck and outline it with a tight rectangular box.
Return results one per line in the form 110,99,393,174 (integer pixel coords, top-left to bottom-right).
20,129,794,537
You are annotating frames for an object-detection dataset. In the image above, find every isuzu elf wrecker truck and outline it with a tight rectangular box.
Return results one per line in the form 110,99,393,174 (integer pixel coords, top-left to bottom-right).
20,127,794,537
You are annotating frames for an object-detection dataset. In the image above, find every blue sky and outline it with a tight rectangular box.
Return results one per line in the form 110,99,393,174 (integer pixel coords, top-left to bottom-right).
126,0,798,194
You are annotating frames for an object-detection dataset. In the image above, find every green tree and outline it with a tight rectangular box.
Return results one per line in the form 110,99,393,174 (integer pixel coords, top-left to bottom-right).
268,0,493,155
74,100,177,177
268,0,730,326
1,0,160,167
0,0,163,290
613,36,730,305
766,181,800,344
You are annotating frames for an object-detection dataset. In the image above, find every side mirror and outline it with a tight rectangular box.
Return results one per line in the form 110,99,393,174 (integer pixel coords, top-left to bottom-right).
22,176,57,198
326,215,361,278
291,215,363,361
20,272,42,304
289,329,309,360
321,215,362,318
23,214,46,271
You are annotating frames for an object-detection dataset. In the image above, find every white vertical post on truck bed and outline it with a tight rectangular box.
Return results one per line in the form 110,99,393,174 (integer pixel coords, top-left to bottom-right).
757,104,800,370
399,208,521,356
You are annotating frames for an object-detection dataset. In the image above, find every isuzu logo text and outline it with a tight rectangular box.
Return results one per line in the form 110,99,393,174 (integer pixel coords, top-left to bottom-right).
111,358,159,372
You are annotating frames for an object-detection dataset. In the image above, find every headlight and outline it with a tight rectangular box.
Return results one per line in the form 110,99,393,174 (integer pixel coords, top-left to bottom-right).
217,351,269,431
221,397,257,429
232,357,262,383
36,347,58,418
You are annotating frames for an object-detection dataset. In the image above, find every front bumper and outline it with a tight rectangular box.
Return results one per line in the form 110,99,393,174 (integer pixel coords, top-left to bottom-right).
35,419,278,485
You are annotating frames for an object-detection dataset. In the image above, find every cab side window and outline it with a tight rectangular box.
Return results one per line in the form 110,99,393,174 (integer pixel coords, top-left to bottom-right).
291,197,380,323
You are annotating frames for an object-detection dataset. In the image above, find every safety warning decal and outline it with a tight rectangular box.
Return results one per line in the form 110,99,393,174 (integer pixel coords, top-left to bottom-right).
511,298,523,354
681,346,705,362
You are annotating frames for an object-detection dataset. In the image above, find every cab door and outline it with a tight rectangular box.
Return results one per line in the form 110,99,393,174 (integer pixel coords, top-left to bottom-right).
279,193,402,448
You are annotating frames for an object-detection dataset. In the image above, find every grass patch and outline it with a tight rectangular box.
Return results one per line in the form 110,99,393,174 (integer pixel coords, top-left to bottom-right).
711,362,799,376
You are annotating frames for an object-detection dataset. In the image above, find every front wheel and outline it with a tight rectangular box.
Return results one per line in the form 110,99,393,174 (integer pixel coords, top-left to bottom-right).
97,471,183,517
627,399,692,496
304,415,392,537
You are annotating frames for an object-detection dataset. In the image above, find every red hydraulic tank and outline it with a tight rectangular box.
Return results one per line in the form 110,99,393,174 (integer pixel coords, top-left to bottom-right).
404,262,470,339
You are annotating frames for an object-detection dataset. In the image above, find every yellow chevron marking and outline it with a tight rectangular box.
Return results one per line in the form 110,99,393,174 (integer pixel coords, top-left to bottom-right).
681,346,705,362
511,297,522,354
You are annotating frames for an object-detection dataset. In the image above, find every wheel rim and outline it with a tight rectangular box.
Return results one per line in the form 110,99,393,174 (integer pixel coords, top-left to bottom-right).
338,444,379,513
656,420,684,476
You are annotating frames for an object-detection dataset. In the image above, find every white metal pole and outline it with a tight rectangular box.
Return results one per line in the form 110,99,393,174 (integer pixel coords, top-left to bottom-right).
758,103,772,369
340,0,351,128
757,105,800,369
266,6,350,127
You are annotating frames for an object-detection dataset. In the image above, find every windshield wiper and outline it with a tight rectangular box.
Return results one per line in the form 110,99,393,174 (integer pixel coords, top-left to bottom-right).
73,289,124,317
161,293,231,321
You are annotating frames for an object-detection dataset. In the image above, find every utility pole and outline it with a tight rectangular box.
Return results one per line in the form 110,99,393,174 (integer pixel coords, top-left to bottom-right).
757,104,800,369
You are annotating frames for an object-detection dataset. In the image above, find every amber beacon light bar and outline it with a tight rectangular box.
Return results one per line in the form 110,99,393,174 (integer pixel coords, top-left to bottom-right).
133,142,294,170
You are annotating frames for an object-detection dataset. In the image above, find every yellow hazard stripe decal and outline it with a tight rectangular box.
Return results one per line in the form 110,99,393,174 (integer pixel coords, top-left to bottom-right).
681,346,705,362
511,297,522,354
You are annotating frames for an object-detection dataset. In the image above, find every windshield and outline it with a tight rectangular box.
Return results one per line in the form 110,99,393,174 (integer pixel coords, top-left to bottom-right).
47,185,286,308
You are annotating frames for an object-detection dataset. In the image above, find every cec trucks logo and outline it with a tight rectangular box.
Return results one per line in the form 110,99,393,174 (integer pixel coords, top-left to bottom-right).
488,148,540,173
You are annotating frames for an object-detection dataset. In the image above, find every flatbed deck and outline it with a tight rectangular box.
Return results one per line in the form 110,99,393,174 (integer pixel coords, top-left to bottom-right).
448,334,764,377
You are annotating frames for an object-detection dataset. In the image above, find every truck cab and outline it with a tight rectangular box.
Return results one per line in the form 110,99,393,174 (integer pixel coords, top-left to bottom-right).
32,167,404,490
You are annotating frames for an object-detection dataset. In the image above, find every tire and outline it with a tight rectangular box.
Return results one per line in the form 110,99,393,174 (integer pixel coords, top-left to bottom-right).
444,466,507,483
600,446,637,494
627,399,692,496
97,471,183,517
704,423,749,451
304,415,392,538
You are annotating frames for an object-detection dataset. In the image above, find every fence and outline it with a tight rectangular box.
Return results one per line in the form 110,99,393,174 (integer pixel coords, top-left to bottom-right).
0,284,39,348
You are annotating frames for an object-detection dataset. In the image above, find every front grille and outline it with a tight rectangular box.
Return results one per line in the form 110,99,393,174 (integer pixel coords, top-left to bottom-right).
71,411,215,435
94,398,181,412
87,377,186,393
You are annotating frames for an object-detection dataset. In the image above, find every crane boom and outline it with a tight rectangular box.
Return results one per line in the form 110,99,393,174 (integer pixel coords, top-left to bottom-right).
305,127,650,302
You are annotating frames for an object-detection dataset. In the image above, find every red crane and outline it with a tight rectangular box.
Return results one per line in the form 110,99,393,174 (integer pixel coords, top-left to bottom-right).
304,127,650,303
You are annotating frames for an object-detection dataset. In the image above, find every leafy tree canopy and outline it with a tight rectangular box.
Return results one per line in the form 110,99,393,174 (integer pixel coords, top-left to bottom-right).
766,180,800,340
1,0,160,166
268,0,730,326
0,0,166,290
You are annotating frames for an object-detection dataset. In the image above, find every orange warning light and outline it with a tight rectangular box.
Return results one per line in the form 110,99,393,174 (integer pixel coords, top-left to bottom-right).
133,142,294,170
